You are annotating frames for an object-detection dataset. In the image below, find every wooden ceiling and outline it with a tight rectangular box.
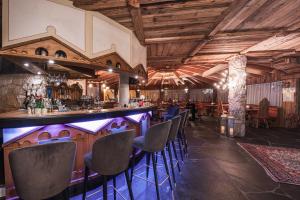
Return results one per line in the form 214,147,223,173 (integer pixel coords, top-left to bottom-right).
73,0,300,88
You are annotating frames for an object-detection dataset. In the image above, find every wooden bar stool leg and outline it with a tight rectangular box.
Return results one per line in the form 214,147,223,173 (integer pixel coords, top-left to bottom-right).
82,166,89,200
167,142,176,184
171,141,181,172
151,153,160,200
161,150,173,191
103,176,108,200
113,176,117,200
125,170,134,200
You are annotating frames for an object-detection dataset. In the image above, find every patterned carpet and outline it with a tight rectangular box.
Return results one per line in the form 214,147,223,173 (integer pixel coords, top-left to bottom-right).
238,143,300,185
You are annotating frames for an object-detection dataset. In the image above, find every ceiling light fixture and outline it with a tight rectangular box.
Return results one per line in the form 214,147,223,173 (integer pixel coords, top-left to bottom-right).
108,68,113,73
24,63,29,67
48,60,55,64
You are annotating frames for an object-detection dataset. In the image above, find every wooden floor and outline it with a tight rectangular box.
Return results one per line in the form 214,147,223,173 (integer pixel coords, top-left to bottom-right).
70,117,300,200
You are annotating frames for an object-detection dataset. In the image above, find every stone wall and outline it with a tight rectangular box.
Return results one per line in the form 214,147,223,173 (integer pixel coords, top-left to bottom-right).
0,74,46,113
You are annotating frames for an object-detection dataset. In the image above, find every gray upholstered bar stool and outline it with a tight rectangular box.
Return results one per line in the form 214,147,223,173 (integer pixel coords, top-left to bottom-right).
82,130,135,200
181,110,189,155
131,121,172,200
9,142,76,200
166,115,182,184
177,111,187,161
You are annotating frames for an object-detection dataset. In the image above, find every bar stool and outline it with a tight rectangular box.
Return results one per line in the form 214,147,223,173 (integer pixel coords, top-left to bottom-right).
181,110,189,155
9,142,76,200
166,115,182,184
131,121,172,200
82,130,135,200
177,111,187,161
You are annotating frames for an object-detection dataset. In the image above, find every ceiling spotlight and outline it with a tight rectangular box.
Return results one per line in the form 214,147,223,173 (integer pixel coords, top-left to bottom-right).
37,71,41,75
184,88,189,93
24,63,29,67
137,89,140,92
88,83,93,88
48,60,55,64
108,68,113,73
135,75,138,79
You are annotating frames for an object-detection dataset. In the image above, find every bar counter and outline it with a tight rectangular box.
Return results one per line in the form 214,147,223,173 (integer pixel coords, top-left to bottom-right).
0,106,155,198
0,106,155,128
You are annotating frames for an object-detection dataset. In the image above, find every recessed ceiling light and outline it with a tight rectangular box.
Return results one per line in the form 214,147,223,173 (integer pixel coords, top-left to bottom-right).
24,63,29,67
48,60,55,64
108,68,113,73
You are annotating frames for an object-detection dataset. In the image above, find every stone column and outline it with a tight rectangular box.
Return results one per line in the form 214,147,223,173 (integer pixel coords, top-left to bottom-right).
228,55,247,137
119,74,129,106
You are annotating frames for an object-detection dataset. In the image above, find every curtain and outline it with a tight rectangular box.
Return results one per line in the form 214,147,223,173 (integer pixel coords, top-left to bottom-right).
190,89,214,102
140,90,160,101
164,89,186,101
246,81,282,106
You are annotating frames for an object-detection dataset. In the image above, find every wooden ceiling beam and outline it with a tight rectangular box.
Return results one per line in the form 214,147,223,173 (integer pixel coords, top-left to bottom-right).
145,35,205,44
183,0,249,63
72,0,128,11
129,0,145,45
202,64,228,77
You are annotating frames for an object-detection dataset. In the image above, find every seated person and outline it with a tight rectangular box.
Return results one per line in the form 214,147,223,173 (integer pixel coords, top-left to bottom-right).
163,104,179,121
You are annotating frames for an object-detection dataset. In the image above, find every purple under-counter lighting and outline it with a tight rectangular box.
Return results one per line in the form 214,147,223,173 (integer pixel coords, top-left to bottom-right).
67,118,113,133
3,126,42,144
125,113,145,123
2,112,151,144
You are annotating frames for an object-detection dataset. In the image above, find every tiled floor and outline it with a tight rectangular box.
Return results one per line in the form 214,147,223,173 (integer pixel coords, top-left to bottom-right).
72,118,300,200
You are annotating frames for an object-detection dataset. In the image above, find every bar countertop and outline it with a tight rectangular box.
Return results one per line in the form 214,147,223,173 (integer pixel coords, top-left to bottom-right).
0,106,156,128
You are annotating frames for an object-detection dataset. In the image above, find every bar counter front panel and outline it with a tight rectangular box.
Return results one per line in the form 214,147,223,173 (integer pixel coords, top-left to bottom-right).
0,106,154,198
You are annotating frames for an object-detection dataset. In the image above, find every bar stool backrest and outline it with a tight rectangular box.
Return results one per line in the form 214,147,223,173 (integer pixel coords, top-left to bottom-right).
9,142,76,200
144,120,172,152
168,115,181,142
91,130,135,175
183,110,189,127
179,111,186,132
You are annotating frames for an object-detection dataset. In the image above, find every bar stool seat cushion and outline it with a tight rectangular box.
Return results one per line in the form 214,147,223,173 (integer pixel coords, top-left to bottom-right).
133,136,145,149
84,152,93,169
